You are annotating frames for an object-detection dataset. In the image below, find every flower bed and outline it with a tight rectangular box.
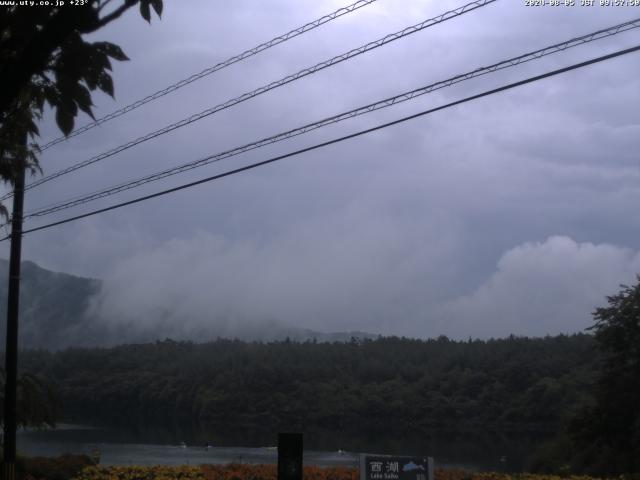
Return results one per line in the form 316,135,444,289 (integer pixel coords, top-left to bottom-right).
17,458,614,480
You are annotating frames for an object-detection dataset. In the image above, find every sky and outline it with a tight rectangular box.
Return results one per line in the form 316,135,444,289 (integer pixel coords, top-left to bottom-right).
2,0,640,340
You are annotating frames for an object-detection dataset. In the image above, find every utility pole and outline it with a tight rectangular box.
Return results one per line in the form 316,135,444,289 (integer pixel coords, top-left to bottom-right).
2,163,25,480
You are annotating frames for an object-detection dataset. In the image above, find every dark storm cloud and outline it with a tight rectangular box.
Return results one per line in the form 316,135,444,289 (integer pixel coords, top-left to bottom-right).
2,0,639,338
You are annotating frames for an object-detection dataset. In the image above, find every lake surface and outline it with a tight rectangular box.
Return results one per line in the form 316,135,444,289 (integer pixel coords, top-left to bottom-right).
17,424,546,472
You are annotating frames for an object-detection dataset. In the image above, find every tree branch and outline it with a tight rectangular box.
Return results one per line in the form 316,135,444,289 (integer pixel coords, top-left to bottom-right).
95,0,137,28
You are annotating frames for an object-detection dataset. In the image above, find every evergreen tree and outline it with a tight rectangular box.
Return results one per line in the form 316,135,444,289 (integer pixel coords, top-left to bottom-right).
571,278,640,474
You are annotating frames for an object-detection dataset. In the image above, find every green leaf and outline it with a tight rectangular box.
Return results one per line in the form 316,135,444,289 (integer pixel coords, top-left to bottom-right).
74,84,95,120
140,1,151,23
55,106,74,136
97,72,114,98
88,48,113,73
63,97,78,117
96,42,129,62
84,70,99,90
43,86,60,107
26,118,39,137
150,0,163,17
34,91,45,113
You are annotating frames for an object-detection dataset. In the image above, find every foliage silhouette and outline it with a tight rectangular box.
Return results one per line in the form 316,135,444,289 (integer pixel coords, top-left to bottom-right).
0,0,163,212
569,277,640,475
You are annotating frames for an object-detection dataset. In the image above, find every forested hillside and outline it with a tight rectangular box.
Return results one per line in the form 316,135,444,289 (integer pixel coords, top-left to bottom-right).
0,260,101,349
20,335,597,436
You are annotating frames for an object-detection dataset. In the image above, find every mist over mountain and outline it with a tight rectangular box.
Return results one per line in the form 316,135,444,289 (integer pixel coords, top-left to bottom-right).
0,259,376,349
0,259,102,349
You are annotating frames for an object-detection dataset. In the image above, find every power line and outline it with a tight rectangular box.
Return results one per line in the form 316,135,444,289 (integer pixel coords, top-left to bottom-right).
38,0,380,152
5,43,638,242
9,0,496,199
22,17,640,219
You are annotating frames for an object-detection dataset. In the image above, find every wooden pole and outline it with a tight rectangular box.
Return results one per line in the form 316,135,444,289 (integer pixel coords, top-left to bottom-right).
2,164,25,480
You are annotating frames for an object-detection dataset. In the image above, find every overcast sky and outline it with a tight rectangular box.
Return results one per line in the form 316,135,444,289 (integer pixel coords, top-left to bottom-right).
2,0,640,340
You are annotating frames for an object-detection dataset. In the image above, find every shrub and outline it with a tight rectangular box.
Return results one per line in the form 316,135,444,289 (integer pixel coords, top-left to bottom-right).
19,454,94,480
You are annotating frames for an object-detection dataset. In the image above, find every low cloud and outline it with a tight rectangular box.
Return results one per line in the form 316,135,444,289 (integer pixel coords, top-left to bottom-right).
439,236,640,339
86,232,640,341
87,205,462,340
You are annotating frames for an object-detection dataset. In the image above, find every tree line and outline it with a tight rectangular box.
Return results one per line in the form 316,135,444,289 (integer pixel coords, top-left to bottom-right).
18,334,597,435
13,274,640,476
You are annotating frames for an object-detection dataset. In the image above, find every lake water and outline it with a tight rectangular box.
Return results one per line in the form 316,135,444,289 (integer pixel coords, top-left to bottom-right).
16,424,546,472
18,425,356,467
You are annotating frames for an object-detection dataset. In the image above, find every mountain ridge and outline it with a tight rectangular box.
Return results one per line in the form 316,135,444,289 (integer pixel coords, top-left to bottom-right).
0,259,377,349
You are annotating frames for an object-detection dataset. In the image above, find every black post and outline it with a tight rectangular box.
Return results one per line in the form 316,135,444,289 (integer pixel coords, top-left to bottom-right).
2,165,25,480
277,433,303,480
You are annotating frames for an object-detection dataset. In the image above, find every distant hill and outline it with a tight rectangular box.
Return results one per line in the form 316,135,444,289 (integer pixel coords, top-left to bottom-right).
0,259,377,349
0,259,102,349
